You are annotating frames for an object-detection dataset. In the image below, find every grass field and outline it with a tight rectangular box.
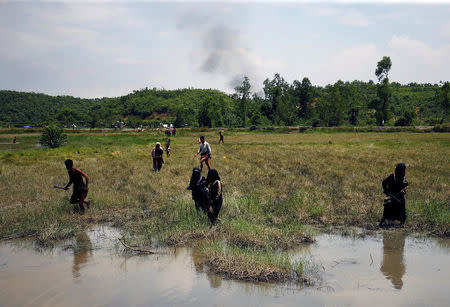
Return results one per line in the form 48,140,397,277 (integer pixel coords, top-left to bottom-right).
0,129,449,282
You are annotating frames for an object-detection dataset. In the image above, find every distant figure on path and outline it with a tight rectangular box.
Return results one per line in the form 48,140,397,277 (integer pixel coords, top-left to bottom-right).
206,169,223,226
12,136,17,144
165,138,171,157
172,127,176,136
219,131,224,144
152,142,164,171
194,136,211,171
379,163,408,227
63,159,90,214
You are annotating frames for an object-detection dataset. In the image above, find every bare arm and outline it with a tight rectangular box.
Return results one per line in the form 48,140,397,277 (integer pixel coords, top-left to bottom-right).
79,169,89,189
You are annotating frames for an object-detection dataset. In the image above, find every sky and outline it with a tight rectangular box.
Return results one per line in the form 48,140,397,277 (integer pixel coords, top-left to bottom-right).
0,0,450,98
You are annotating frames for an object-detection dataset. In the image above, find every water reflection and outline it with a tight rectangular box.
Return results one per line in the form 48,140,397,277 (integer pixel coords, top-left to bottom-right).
380,231,406,290
72,232,93,279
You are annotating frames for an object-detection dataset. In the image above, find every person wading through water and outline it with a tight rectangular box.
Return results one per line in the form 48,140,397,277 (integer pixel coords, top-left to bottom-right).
63,159,90,214
379,163,409,227
152,142,164,171
194,136,211,171
206,169,222,226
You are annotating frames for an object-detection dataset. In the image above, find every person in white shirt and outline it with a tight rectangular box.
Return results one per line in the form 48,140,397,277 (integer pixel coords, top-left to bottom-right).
194,136,212,171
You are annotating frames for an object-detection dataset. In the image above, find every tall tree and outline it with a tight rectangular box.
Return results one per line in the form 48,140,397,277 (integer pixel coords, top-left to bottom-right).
292,77,313,119
234,76,251,127
263,73,289,123
374,56,392,125
437,82,450,124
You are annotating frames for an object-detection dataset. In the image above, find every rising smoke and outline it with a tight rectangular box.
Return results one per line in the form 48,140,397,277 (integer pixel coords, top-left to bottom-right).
176,6,264,91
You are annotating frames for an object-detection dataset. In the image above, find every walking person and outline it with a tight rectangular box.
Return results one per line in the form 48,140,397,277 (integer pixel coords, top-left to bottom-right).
194,136,211,171
165,138,171,157
152,142,164,171
206,169,223,226
219,131,224,144
63,159,90,214
379,163,409,227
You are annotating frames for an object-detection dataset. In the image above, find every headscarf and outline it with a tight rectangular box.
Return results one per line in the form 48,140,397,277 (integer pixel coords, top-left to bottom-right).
188,167,202,189
394,163,406,182
206,169,221,185
155,142,161,148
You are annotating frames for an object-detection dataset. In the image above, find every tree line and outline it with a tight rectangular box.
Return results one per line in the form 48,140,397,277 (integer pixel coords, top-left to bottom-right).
1,57,448,128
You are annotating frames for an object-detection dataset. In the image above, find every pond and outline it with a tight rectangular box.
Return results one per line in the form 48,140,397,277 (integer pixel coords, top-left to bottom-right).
0,226,449,306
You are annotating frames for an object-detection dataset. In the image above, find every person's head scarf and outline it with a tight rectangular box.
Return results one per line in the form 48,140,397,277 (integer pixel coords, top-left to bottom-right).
394,163,406,182
206,169,221,185
155,142,161,149
187,167,202,190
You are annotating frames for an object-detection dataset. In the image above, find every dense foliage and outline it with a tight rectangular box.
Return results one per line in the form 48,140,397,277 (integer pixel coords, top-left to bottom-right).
1,78,448,128
39,124,67,148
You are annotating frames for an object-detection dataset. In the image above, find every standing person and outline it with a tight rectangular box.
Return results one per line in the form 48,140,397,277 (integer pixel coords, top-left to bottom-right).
151,142,164,171
206,169,222,226
165,138,171,157
12,136,17,144
379,163,409,227
63,159,90,214
172,127,176,136
219,131,224,144
194,136,211,171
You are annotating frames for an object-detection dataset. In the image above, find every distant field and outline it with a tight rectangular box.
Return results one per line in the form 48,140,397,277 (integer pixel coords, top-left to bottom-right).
0,130,448,281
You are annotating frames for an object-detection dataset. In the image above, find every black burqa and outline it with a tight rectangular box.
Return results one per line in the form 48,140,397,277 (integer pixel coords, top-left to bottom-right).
206,169,223,224
187,167,209,213
380,163,408,225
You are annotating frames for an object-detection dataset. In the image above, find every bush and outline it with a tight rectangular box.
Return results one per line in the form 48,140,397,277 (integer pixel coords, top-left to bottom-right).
39,124,67,148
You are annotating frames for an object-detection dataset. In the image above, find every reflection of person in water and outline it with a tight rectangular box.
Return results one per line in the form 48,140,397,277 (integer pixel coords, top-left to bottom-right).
72,232,93,279
380,231,406,290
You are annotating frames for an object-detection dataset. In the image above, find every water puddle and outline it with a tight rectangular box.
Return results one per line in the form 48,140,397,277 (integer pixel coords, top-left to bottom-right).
0,227,449,306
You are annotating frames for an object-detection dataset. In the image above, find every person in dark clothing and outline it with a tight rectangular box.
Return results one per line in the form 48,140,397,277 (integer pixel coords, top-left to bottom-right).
206,169,222,225
152,142,164,171
165,138,171,157
219,131,224,144
379,163,408,227
63,159,90,214
187,167,209,212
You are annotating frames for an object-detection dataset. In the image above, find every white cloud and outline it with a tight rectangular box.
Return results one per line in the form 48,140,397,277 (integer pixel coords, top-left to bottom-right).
338,9,371,27
304,5,370,27
441,20,450,39
387,35,450,83
311,44,381,84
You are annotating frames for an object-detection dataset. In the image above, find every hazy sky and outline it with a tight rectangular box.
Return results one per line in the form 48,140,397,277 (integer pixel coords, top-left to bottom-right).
1,0,449,98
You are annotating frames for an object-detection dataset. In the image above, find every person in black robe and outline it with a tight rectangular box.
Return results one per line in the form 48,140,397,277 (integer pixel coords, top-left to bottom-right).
151,142,164,171
187,168,209,213
379,163,408,227
206,169,223,226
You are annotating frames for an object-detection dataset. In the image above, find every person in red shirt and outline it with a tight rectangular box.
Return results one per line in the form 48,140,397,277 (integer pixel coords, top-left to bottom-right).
63,159,90,214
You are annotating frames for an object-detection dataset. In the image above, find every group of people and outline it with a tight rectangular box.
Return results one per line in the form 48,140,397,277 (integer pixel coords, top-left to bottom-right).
60,131,408,228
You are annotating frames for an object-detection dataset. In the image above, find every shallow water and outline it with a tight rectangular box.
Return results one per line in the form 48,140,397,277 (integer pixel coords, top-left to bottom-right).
0,227,449,306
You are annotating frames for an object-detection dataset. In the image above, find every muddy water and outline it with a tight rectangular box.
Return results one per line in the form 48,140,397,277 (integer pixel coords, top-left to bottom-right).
0,227,449,306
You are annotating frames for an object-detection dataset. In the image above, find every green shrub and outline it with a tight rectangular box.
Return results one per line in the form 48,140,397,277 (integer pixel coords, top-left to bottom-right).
39,124,67,148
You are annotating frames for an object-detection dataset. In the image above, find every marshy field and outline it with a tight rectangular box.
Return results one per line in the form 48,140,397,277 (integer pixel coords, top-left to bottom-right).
0,129,449,289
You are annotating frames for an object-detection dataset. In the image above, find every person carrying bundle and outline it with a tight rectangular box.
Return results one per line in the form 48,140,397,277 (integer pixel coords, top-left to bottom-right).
194,136,211,171
379,163,409,227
